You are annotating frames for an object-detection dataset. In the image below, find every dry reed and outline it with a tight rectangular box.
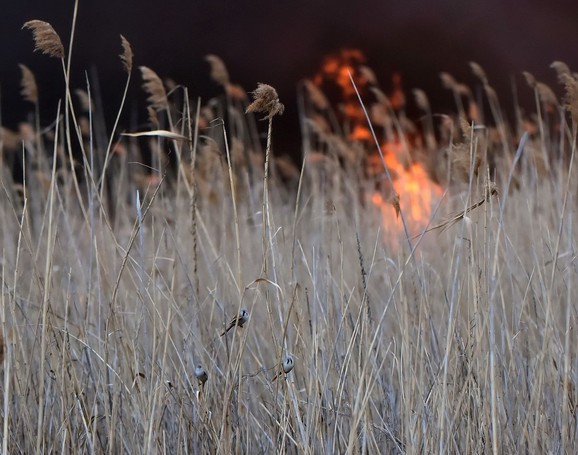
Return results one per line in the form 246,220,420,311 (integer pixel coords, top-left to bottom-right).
205,54,230,87
2,18,578,455
120,34,133,74
18,64,38,104
246,83,285,119
140,66,169,111
22,20,65,59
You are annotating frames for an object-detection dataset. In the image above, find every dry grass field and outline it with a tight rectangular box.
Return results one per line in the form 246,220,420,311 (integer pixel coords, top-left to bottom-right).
1,6,578,455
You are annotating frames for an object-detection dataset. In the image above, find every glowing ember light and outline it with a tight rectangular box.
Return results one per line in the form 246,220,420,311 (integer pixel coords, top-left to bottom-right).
368,144,443,235
312,48,443,236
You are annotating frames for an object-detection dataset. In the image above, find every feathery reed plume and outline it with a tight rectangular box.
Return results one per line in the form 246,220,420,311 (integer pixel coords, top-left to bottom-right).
246,83,284,119
18,64,38,104
470,61,488,85
440,72,467,119
275,155,300,180
561,74,578,127
120,35,133,74
413,88,430,112
411,97,437,148
22,20,65,59
370,87,392,109
359,65,378,85
440,72,457,90
368,103,388,128
303,80,329,110
459,116,472,138
205,54,230,86
447,116,484,182
535,82,559,107
522,71,536,88
140,66,168,111
551,61,572,84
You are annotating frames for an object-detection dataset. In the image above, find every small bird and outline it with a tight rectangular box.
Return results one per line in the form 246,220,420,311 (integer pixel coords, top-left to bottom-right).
272,354,294,382
194,365,208,386
220,308,249,336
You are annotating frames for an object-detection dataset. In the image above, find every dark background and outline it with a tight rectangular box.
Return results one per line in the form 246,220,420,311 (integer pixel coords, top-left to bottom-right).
2,0,578,156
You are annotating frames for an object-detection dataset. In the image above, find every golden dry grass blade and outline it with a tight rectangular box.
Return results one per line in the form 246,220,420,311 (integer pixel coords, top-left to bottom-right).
122,130,189,141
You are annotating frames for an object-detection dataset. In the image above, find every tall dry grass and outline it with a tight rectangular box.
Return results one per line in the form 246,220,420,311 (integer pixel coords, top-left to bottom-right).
1,6,578,454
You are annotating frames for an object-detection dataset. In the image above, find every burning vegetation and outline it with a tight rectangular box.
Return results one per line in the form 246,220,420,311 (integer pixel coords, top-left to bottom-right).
303,48,444,236
297,48,572,239
2,40,570,240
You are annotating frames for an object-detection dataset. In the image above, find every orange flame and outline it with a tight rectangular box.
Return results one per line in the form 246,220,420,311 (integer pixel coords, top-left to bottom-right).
313,49,442,236
368,143,442,235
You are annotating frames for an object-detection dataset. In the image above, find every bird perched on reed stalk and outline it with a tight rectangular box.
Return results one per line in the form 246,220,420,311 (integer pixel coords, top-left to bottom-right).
220,308,249,336
195,365,208,386
272,354,294,382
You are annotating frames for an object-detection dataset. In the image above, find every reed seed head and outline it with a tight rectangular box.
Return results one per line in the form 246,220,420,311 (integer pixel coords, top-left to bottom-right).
18,64,38,104
22,20,65,59
205,54,230,87
551,61,571,84
522,71,536,88
303,80,329,110
561,73,578,127
246,83,284,120
536,82,559,107
470,61,488,85
120,35,133,74
440,72,457,91
140,66,168,111
413,88,430,112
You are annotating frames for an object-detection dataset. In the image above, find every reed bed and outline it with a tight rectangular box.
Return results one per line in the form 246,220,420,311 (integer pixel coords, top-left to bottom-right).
1,5,577,454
